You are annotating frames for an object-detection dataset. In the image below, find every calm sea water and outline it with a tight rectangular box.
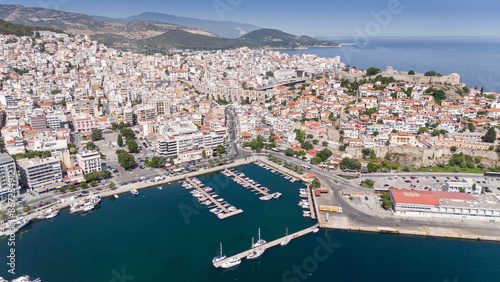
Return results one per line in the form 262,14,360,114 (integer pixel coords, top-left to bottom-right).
275,37,500,92
1,164,500,281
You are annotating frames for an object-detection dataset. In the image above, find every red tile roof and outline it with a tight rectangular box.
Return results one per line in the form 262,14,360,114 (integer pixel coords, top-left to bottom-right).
389,189,440,206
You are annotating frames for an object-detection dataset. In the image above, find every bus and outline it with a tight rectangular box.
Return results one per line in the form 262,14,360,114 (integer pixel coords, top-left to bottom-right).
301,164,311,170
271,147,281,152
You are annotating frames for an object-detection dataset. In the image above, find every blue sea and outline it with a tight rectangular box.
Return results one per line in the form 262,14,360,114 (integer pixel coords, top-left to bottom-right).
1,164,500,281
275,37,500,93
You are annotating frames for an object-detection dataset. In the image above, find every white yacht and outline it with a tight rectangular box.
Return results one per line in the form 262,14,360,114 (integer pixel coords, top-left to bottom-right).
114,194,119,199
212,242,227,266
36,208,53,220
273,192,282,199
261,196,272,201
281,228,291,246
220,256,241,269
246,237,265,260
45,209,59,219
130,189,139,195
313,227,320,233
252,228,266,248
70,193,101,214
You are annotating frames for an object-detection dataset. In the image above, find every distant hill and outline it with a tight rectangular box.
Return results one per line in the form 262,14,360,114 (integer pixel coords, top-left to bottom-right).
93,12,260,38
138,29,256,51
0,5,338,51
241,29,339,48
0,20,62,36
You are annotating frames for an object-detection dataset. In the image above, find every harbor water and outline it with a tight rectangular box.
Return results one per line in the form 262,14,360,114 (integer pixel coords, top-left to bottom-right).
1,164,500,281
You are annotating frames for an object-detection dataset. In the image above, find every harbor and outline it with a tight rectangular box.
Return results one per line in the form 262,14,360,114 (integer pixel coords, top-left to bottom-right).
184,177,243,219
222,168,282,201
212,223,320,268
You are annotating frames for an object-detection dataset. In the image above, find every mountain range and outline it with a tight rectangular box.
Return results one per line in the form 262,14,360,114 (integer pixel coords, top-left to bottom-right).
0,4,338,51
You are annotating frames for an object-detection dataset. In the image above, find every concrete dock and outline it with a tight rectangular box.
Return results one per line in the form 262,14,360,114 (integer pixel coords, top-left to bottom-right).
213,223,320,268
224,169,281,200
306,185,316,219
185,177,243,219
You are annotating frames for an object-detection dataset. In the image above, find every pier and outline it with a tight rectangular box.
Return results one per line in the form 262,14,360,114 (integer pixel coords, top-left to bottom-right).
213,223,320,268
223,169,281,200
255,160,300,182
185,178,243,219
306,185,316,219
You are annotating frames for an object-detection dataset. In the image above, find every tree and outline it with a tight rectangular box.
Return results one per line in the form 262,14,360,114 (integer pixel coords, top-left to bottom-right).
310,157,322,165
310,179,321,188
391,129,398,133
317,148,333,161
312,139,319,145
367,162,378,173
120,128,135,140
109,182,116,189
366,67,380,76
424,70,437,76
484,127,496,143
80,182,87,188
380,193,392,210
301,142,313,150
89,180,97,187
307,134,314,139
117,151,135,169
284,148,295,156
450,146,457,152
126,138,139,153
117,134,123,147
217,145,226,155
69,184,76,191
408,70,415,75
417,127,429,135
322,141,328,147
90,128,103,141
69,147,76,154
202,150,207,158
373,131,379,137
339,157,361,170
86,141,96,151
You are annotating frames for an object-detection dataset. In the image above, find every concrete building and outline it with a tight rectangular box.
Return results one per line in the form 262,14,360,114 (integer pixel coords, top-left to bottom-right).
124,108,134,125
0,153,19,199
76,150,102,174
389,189,500,219
30,115,48,131
136,104,156,121
17,157,62,191
443,179,482,194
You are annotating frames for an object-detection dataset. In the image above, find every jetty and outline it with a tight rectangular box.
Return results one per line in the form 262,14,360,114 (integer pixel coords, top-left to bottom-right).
223,169,281,200
185,178,243,219
213,223,320,268
306,185,316,219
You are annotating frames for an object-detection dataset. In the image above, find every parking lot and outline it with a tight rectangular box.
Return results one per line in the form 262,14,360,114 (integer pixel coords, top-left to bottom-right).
357,174,500,196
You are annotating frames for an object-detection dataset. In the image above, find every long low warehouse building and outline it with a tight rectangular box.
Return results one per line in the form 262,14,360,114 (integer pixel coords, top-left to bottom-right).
389,189,500,219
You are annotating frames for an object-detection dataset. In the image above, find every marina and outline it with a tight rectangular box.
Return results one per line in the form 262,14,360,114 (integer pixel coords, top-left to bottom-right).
255,161,300,183
222,168,282,201
212,223,320,268
184,177,243,219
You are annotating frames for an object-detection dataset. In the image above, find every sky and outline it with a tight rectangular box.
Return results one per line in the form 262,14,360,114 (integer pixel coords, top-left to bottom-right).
1,0,500,37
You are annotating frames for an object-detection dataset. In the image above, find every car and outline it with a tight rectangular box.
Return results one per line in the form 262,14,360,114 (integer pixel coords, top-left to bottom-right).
384,184,390,186
436,180,440,182
432,176,436,179
446,177,450,179
402,177,406,179
483,181,486,184
97,188,103,191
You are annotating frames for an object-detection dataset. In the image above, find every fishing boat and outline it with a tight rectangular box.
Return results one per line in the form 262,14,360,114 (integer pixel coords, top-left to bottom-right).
36,208,53,220
261,195,272,201
281,228,291,246
70,193,101,214
11,275,41,282
252,228,266,248
212,242,227,266
220,256,241,269
130,189,139,195
246,237,265,260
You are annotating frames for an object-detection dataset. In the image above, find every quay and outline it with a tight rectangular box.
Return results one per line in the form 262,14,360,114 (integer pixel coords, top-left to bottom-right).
213,223,320,268
255,160,300,182
185,177,243,219
223,169,281,200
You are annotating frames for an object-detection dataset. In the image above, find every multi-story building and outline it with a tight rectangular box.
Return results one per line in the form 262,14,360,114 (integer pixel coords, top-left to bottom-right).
76,150,102,174
136,104,156,121
124,108,134,125
30,115,48,131
443,179,482,194
157,131,223,161
74,114,96,135
0,153,20,199
17,157,62,190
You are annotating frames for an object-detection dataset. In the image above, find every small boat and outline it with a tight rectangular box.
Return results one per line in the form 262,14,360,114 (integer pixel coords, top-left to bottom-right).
114,194,119,199
212,242,227,266
11,275,41,282
246,237,265,260
261,196,272,201
220,256,241,269
158,186,163,190
45,209,59,219
313,227,320,233
131,189,139,195
281,228,291,246
273,192,282,199
37,208,53,220
168,182,171,185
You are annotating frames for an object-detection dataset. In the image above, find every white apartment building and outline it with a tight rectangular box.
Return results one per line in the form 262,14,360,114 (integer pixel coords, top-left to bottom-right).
0,153,19,199
17,156,62,190
157,131,225,160
76,150,102,174
442,179,482,194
